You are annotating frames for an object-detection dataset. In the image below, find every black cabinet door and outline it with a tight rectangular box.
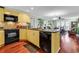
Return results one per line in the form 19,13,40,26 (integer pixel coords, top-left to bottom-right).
5,29,19,45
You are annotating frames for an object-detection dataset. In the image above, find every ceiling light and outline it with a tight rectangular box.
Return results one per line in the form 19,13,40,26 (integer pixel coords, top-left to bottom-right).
45,10,67,17
26,10,30,12
30,7,34,10
52,17,59,20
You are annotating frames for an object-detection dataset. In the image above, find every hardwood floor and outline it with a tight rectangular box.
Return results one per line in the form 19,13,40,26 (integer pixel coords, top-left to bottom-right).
0,41,45,53
59,31,79,53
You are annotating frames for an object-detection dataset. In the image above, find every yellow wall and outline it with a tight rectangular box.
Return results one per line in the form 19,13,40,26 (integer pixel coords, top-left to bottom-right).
51,32,60,53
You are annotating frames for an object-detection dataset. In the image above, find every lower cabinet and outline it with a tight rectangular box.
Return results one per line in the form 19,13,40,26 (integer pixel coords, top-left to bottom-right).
51,32,60,53
0,30,4,47
0,29,60,53
26,30,60,53
19,29,27,41
26,30,40,47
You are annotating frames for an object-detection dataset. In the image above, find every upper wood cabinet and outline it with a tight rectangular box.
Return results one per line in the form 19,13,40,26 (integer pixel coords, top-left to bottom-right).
18,13,30,23
0,8,4,22
2,8,30,23
4,9,19,16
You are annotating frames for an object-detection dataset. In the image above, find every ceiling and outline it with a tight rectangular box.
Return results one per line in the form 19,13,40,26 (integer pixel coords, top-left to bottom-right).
5,6,79,20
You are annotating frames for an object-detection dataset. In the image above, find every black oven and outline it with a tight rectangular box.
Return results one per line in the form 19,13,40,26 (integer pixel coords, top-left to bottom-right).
5,29,19,45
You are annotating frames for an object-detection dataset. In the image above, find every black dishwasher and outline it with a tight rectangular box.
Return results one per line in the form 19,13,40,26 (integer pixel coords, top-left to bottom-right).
40,31,51,53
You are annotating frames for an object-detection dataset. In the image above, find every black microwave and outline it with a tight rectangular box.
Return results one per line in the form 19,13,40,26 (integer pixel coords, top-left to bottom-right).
4,14,18,22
